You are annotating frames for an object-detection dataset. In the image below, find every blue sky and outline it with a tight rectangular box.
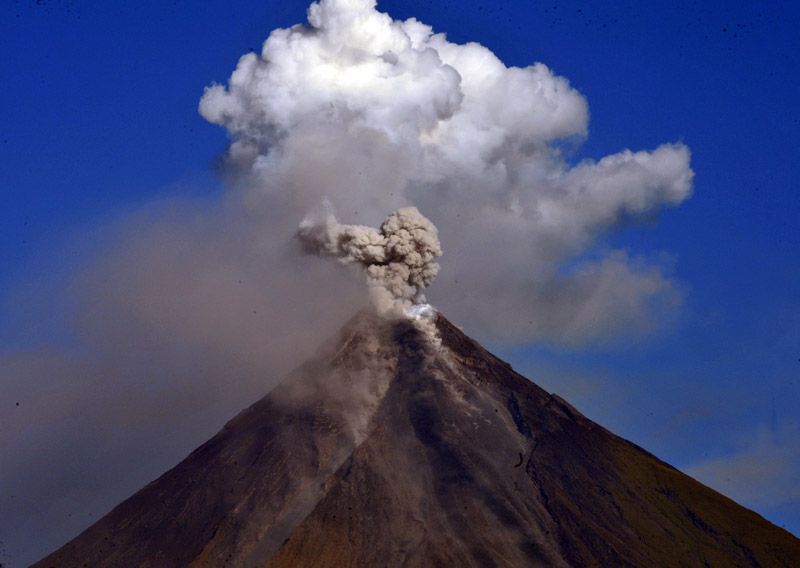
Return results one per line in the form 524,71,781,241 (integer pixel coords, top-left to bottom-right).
1,0,799,563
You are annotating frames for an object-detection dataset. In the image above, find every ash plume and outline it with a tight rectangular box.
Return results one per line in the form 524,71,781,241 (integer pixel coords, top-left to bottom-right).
297,205,441,316
201,0,694,344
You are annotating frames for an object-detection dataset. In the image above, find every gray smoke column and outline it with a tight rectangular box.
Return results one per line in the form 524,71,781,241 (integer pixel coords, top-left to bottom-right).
298,205,441,316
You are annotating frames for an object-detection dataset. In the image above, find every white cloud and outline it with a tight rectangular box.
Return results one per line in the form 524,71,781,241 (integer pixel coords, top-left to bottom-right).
199,0,693,344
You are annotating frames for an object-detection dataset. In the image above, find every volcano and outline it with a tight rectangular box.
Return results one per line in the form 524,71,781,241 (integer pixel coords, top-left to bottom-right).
35,310,800,567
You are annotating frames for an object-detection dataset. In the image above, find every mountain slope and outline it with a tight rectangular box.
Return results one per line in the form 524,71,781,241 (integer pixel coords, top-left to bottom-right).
35,311,800,567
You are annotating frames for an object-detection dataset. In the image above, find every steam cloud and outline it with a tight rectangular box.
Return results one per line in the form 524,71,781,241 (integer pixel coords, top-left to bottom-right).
200,0,694,343
297,205,441,316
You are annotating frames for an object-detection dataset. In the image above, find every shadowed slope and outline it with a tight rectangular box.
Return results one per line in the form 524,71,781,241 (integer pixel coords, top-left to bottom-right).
35,311,800,567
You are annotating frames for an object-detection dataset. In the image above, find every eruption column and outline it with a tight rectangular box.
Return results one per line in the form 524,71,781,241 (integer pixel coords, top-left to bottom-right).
297,206,442,317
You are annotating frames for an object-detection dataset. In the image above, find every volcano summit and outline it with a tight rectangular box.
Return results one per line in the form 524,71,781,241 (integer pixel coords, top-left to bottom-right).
35,309,800,567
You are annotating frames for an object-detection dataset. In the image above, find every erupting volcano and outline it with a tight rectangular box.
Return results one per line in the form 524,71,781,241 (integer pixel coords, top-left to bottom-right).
11,0,800,565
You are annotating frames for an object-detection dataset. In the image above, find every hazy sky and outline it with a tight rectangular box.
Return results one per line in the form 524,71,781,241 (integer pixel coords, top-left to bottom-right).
1,1,799,566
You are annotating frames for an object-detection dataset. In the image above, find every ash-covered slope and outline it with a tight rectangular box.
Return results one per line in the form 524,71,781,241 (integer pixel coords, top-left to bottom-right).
35,311,800,567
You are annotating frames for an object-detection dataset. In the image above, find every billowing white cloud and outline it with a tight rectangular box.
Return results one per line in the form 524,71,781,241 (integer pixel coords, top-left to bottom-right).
200,0,693,343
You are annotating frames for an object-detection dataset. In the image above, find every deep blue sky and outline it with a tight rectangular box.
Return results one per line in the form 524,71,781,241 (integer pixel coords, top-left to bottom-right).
2,0,799,551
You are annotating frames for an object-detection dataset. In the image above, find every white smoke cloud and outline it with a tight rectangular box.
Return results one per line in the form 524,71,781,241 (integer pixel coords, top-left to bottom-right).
199,0,693,344
297,205,441,316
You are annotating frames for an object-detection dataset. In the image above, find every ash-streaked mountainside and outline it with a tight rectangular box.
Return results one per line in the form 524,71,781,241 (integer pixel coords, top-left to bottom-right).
34,310,800,567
